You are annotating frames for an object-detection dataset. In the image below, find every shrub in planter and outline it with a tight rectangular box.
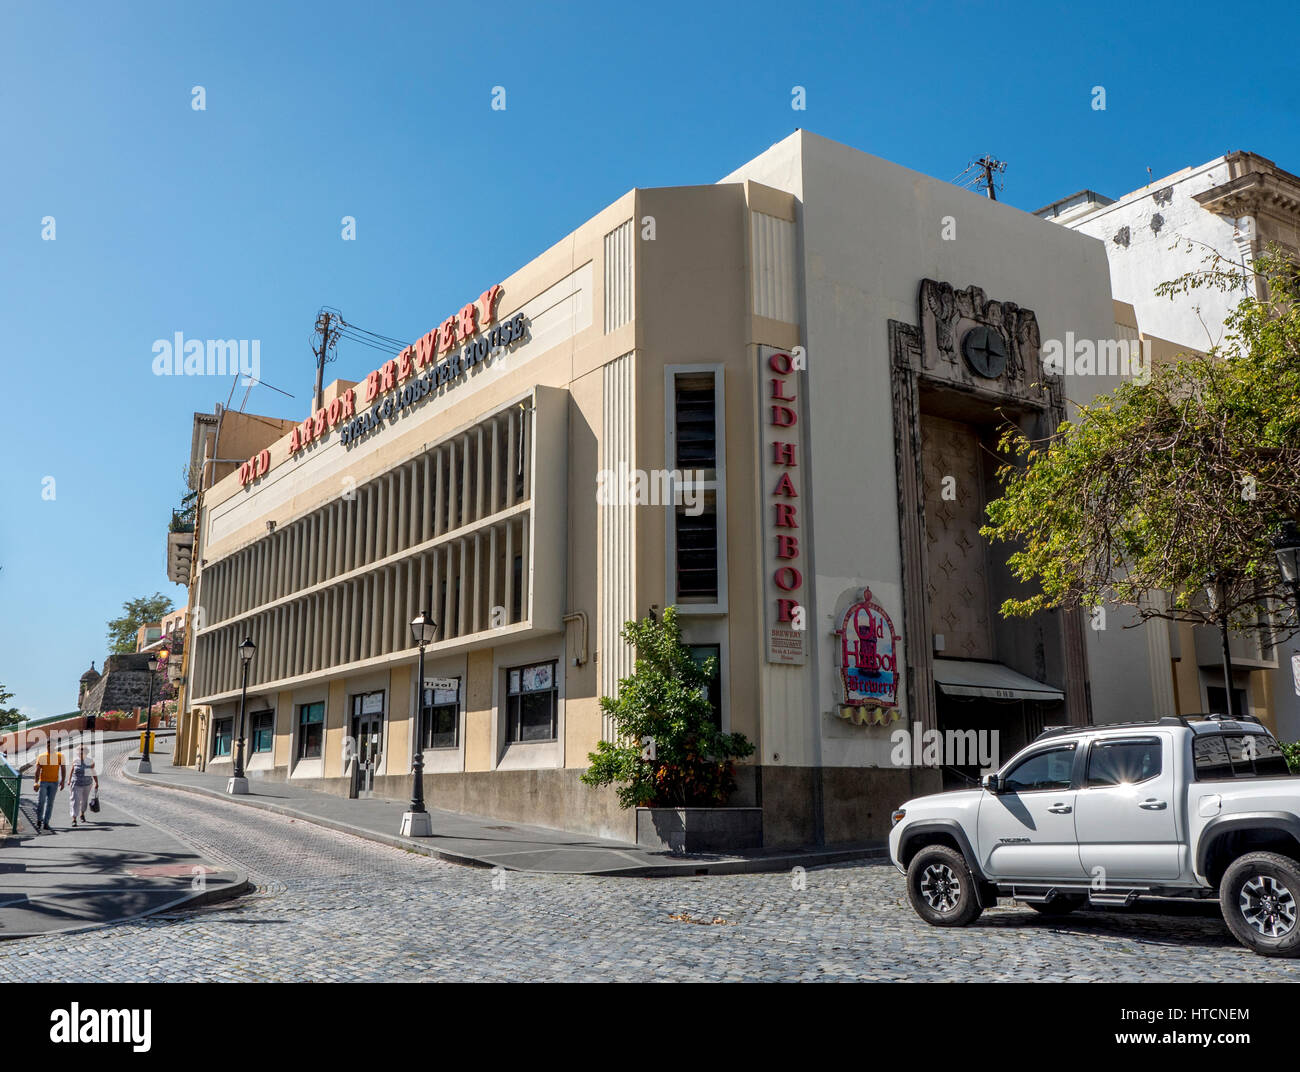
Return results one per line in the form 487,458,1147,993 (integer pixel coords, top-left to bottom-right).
582,607,754,808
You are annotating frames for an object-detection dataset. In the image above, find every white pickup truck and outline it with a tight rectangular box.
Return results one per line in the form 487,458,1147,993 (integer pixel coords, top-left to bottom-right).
888,715,1300,956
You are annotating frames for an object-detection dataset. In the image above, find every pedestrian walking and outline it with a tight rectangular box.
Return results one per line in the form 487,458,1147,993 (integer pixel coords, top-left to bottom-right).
68,746,99,827
31,743,65,832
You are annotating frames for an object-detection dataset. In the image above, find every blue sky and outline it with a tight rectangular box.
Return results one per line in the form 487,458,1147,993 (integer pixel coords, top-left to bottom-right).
1,0,1296,717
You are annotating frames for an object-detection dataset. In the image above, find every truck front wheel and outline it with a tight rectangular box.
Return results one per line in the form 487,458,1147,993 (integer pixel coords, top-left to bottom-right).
906,845,983,927
1220,852,1300,957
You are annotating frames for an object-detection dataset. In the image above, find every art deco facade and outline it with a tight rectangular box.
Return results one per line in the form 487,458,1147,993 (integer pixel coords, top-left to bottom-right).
178,131,1176,843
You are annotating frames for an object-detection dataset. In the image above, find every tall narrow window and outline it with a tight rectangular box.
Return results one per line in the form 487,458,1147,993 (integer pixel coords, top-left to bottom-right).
297,702,324,760
669,369,725,609
212,717,233,758
250,711,274,754
688,644,722,729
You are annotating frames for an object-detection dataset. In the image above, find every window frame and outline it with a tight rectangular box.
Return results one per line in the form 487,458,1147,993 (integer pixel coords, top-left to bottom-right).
1000,743,1078,794
296,701,325,761
664,364,728,615
504,659,559,744
1083,736,1163,789
687,643,723,731
419,676,462,751
249,710,275,755
212,716,233,758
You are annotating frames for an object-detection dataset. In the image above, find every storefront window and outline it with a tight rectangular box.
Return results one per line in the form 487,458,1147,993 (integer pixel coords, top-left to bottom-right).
297,702,324,760
213,717,233,757
505,661,558,743
420,678,460,750
250,711,274,753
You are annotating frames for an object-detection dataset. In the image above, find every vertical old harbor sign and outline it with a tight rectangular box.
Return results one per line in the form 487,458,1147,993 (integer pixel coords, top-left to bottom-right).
759,346,807,664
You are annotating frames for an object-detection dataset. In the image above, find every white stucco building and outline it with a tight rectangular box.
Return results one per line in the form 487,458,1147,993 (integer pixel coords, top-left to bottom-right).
1037,151,1300,740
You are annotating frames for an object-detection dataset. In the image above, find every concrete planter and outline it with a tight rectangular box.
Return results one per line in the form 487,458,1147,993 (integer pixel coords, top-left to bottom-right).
635,806,763,854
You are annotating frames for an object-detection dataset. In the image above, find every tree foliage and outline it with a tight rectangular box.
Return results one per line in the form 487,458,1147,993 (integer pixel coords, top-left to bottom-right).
0,683,22,729
982,246,1300,642
107,592,175,654
583,607,754,809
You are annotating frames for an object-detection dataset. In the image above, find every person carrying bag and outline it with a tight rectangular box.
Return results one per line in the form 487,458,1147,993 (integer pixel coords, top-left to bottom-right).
68,746,99,827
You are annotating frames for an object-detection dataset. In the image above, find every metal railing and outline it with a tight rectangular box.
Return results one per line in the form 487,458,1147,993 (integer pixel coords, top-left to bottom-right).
0,755,20,833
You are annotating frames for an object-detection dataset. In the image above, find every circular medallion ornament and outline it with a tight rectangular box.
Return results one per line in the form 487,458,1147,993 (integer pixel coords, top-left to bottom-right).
961,325,1007,379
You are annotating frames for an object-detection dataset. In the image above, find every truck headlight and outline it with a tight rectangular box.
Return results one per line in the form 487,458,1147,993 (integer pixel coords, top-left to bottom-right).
891,809,906,827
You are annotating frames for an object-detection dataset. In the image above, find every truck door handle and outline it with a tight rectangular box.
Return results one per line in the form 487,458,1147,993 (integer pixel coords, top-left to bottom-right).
1139,799,1168,810
1047,804,1072,814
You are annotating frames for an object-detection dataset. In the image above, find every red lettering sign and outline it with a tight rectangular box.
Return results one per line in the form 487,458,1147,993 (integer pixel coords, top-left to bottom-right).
774,566,803,591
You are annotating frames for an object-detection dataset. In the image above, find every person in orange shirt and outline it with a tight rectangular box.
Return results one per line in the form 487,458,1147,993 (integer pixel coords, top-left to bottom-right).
31,744,65,832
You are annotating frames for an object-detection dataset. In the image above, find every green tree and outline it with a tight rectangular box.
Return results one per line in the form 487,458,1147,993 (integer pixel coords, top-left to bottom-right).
0,683,22,729
583,606,754,808
106,592,175,654
981,246,1300,711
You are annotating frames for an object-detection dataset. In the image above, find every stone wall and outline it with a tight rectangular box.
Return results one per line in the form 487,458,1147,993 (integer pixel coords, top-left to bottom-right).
79,653,173,716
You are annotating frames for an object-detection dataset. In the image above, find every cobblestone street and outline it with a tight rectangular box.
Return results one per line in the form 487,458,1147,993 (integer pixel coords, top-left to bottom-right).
2,740,1295,982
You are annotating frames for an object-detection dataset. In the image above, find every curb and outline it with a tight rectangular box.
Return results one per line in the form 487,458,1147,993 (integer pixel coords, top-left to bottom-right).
0,875,254,941
119,767,888,877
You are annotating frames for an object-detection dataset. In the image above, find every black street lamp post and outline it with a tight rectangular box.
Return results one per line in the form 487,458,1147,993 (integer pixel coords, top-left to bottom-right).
139,652,159,773
402,610,437,837
230,637,255,793
1204,577,1239,722
1274,521,1300,614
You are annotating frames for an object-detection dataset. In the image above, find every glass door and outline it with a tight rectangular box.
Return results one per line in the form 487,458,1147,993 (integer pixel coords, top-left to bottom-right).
351,691,385,795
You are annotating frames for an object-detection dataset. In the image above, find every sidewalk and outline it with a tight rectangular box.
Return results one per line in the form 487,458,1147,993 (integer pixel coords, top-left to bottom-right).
124,742,886,877
0,737,249,939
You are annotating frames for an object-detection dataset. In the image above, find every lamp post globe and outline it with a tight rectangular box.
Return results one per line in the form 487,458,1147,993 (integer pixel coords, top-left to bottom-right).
138,652,160,773
229,636,255,795
401,611,437,837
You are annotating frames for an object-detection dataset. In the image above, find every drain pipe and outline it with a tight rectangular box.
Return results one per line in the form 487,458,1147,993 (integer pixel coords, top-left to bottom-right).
562,611,588,667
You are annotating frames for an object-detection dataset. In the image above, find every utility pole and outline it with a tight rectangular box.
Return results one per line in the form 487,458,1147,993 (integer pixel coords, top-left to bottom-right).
312,311,340,414
975,155,1007,201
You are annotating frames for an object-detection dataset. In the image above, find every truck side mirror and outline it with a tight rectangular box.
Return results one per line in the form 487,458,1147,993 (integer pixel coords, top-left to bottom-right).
982,773,1001,794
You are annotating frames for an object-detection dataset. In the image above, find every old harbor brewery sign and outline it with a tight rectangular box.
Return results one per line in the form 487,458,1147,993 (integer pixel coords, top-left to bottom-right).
758,346,807,664
237,284,528,486
837,588,901,725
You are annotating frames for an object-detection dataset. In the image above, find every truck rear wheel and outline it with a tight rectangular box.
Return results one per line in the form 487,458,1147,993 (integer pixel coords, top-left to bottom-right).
906,845,983,927
1220,852,1300,957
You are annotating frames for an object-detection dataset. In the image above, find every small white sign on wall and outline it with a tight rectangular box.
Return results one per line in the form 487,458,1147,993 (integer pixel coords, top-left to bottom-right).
1292,653,1300,697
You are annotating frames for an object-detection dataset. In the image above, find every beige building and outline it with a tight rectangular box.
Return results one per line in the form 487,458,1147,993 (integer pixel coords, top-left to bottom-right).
178,131,1169,844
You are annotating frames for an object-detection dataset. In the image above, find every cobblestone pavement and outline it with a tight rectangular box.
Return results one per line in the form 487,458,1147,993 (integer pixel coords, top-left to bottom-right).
2,739,1295,981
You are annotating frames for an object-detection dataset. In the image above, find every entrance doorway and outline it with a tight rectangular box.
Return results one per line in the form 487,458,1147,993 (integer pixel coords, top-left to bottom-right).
351,691,385,795
934,696,1062,790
